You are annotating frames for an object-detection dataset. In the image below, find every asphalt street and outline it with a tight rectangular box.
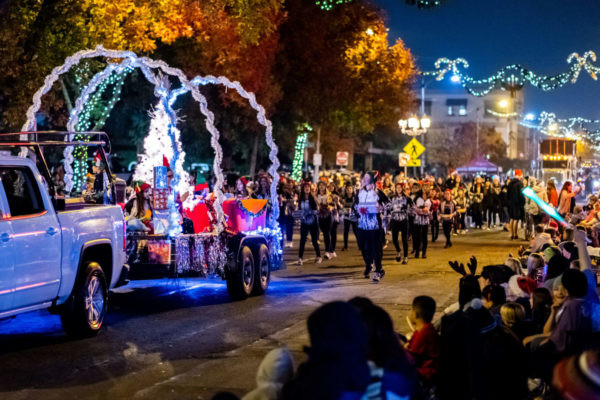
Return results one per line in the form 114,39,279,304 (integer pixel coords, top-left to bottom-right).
0,227,521,399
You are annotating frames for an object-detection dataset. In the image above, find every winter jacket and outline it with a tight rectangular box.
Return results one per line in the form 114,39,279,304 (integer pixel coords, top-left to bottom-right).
242,348,295,400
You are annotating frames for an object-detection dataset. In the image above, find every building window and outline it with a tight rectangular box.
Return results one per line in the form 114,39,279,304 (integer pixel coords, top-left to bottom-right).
446,98,468,117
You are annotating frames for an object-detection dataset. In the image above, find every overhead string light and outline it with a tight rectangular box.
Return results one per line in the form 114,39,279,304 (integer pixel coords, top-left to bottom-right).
486,109,600,149
426,51,600,96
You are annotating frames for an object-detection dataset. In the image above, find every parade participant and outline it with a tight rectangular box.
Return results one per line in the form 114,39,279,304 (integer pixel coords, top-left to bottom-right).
253,174,271,200
279,179,297,248
440,189,457,248
236,176,249,198
316,180,334,259
470,176,485,229
413,187,431,259
297,181,322,265
127,181,153,232
356,172,385,282
454,187,469,234
341,183,358,251
389,182,412,264
430,187,440,242
557,181,579,217
547,179,559,208
507,171,525,240
409,182,420,254
165,167,194,234
328,181,342,257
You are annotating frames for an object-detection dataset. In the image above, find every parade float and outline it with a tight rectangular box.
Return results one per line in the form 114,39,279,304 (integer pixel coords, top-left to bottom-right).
21,46,283,300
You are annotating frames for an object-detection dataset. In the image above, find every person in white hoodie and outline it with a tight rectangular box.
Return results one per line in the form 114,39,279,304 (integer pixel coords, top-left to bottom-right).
242,348,295,400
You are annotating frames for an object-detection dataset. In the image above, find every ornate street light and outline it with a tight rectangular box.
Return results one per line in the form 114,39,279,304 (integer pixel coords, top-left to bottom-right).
398,114,431,136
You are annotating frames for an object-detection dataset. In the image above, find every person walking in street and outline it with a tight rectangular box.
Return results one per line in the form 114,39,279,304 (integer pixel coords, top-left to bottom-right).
356,172,385,282
341,183,358,251
507,170,525,240
316,180,334,259
454,187,469,234
430,187,441,242
297,181,322,265
389,182,413,264
470,176,485,229
413,188,431,259
440,189,457,248
547,179,559,208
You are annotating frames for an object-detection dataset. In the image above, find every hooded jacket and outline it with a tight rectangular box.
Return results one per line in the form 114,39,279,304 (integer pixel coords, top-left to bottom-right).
243,348,295,400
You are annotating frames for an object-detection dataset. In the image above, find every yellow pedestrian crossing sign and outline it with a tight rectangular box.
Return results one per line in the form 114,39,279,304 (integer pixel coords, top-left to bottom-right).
403,138,425,159
407,158,421,167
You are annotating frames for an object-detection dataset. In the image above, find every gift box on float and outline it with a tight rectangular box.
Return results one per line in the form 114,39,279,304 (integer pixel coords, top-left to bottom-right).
222,198,267,233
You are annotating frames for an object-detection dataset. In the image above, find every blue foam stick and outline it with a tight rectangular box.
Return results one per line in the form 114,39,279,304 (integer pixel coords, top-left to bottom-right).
522,186,567,226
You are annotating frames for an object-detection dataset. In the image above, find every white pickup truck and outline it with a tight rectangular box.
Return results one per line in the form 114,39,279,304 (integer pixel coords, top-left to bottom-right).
0,133,128,337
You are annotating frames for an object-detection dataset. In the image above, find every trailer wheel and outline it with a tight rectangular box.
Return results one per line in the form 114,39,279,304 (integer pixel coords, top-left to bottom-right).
60,262,108,338
226,246,255,300
251,244,270,296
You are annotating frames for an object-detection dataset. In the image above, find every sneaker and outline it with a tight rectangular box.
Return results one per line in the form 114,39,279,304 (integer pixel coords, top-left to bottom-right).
295,258,303,266
402,257,408,264
342,246,348,251
315,257,323,264
323,252,331,260
422,254,427,259
372,272,380,283
444,243,449,249
331,251,337,258
287,242,294,248
379,269,385,279
414,254,420,259
396,252,401,262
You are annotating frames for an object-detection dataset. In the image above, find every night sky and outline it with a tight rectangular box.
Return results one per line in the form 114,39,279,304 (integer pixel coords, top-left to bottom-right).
373,0,600,119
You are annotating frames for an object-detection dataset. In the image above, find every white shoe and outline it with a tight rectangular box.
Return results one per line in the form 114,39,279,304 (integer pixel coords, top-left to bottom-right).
286,242,293,248
295,258,303,266
315,257,322,264
324,252,331,260
372,272,380,283
331,251,337,258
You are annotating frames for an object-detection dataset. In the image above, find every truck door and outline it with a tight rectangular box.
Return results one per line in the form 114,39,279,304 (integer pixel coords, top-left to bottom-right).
0,166,61,308
0,181,15,313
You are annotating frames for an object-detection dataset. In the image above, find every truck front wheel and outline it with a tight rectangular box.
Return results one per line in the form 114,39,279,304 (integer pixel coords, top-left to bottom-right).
60,262,108,338
226,246,255,300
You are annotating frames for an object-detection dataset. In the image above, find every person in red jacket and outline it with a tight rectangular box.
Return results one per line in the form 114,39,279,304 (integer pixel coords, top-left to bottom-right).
405,295,441,386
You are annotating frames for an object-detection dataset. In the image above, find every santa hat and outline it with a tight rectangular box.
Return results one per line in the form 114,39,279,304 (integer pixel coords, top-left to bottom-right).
93,151,102,167
239,177,249,186
194,182,209,194
516,276,538,295
548,220,559,231
514,169,523,177
162,155,170,168
134,181,151,194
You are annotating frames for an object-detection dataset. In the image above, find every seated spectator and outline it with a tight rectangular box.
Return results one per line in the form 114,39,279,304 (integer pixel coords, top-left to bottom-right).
524,269,592,380
542,246,569,291
405,295,441,387
481,284,506,320
530,287,553,334
358,304,419,399
531,224,553,252
242,348,294,400
283,301,371,400
526,253,545,284
500,302,532,342
569,206,585,226
558,241,578,263
507,275,535,318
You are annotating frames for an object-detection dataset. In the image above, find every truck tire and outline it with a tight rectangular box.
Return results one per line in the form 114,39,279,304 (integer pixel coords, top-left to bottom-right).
226,246,254,301
60,262,108,338
251,244,270,296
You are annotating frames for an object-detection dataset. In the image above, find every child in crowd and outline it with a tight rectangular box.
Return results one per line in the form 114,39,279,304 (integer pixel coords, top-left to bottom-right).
405,295,441,386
